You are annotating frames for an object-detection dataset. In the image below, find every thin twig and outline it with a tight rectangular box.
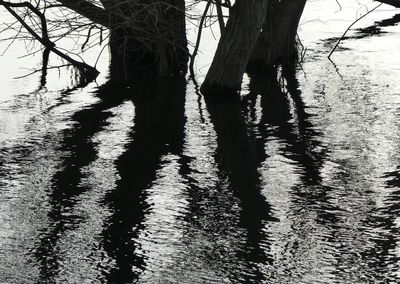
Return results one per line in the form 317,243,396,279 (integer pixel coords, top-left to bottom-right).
328,3,382,59
189,0,212,76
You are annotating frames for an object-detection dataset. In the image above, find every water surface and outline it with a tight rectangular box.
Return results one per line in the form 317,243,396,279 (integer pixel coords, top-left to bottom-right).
1,1,400,283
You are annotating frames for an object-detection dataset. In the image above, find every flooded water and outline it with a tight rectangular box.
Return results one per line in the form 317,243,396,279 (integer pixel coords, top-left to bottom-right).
1,1,400,283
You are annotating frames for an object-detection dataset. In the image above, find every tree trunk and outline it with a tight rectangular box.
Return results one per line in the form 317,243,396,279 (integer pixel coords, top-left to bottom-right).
200,0,269,96
107,0,188,81
247,0,306,72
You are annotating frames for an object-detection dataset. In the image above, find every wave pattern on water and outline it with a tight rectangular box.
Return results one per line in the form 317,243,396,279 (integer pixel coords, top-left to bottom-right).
1,1,400,283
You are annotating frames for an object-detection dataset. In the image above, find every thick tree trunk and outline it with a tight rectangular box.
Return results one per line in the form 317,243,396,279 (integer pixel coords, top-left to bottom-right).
200,0,269,96
247,0,306,71
107,0,188,81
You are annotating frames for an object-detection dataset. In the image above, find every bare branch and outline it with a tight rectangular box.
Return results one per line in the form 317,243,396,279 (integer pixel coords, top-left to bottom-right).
328,3,383,59
55,0,109,27
0,0,99,74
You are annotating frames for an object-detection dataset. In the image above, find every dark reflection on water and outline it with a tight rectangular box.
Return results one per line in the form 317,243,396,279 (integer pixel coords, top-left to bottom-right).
356,13,400,38
361,168,400,282
323,12,400,49
355,168,400,283
1,47,400,284
102,77,187,283
204,89,274,283
34,83,130,283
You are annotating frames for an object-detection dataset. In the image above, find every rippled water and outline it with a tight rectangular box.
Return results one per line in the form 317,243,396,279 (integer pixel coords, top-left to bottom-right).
1,1,400,283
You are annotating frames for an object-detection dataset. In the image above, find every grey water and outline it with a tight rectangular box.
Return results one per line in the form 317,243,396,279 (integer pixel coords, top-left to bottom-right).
1,1,400,283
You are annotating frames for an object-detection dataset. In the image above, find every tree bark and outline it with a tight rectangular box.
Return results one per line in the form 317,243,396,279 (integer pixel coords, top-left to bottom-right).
56,0,110,26
107,0,188,81
247,0,306,72
200,0,269,96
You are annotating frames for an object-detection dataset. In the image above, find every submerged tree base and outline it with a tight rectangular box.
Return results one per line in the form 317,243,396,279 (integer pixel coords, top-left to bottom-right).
247,0,306,72
200,81,241,97
200,0,306,96
200,0,269,96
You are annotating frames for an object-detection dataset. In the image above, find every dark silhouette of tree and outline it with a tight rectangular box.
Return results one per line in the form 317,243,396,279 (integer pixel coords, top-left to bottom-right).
4,0,397,94
0,0,312,94
0,0,189,78
247,0,307,72
200,0,269,95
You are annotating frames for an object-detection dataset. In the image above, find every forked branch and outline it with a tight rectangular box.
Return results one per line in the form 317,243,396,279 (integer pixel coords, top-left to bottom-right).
0,0,98,75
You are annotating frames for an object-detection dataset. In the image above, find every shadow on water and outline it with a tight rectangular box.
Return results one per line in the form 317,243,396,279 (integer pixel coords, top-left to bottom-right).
248,65,326,178
101,76,187,283
279,65,339,226
246,66,360,283
32,58,335,283
323,12,400,47
360,168,400,281
247,65,335,222
34,82,130,282
31,48,132,282
203,89,274,283
199,63,330,282
34,62,188,281
356,13,400,37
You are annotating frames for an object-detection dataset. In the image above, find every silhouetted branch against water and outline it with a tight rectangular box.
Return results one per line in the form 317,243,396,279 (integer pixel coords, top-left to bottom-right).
328,3,382,60
188,0,230,77
1,0,305,87
0,0,99,76
0,0,193,78
189,0,212,76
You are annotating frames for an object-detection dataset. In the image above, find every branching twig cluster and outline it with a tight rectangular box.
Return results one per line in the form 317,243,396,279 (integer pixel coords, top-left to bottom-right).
0,0,237,81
